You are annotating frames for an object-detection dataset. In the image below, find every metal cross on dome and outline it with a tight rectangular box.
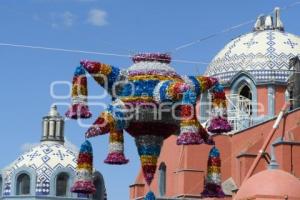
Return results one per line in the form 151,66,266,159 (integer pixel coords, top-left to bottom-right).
27,150,41,161
243,38,258,48
284,39,298,49
52,150,68,161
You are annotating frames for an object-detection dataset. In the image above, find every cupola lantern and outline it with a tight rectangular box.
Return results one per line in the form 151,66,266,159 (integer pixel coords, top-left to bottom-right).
41,105,65,144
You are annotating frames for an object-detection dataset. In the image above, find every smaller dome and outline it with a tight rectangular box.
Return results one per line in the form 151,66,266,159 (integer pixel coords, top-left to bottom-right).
2,142,78,196
235,169,300,199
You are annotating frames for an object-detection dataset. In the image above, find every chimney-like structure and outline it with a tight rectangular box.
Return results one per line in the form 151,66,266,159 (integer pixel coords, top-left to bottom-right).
264,15,274,30
41,105,65,144
253,15,264,31
274,7,284,31
253,7,284,32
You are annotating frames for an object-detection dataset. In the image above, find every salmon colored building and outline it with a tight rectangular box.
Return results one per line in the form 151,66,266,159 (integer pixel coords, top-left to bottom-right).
130,8,300,200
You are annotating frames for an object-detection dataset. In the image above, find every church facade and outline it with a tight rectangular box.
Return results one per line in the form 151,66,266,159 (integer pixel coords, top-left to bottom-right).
130,7,300,200
0,105,107,200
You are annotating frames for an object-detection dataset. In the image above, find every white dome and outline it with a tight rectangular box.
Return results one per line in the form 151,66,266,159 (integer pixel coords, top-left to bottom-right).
205,30,300,84
2,141,78,196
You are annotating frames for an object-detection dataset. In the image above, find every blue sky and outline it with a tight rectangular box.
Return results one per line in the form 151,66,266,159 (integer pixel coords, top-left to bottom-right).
0,0,299,199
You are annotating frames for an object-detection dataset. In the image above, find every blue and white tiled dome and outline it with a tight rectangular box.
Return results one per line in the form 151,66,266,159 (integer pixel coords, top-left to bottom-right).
2,142,77,196
0,105,107,200
205,10,300,85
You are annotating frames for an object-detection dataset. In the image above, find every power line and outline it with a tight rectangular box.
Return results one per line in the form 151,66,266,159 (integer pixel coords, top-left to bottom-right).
174,20,255,52
0,42,209,65
0,2,299,66
172,1,300,52
0,42,130,58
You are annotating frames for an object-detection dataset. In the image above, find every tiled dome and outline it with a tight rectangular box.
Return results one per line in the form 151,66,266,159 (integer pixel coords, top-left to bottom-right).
0,105,107,199
205,10,300,85
2,141,77,196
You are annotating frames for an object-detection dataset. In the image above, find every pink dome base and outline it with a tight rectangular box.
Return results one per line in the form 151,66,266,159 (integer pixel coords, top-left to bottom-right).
235,169,300,200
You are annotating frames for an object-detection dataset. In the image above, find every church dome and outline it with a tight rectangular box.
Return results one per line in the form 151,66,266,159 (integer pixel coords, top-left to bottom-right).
2,141,77,196
0,105,107,199
235,169,300,199
205,9,300,85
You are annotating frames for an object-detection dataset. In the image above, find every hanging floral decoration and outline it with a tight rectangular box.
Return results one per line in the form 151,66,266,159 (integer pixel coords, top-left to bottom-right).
104,129,129,164
145,190,156,200
201,146,225,198
66,53,232,198
65,64,92,119
71,140,96,194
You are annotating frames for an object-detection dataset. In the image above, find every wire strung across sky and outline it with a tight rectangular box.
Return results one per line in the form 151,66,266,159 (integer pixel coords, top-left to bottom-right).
173,19,255,52
0,42,210,65
172,0,300,52
0,1,299,65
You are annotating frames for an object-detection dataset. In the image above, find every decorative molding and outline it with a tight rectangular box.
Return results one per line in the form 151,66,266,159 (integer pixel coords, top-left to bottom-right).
173,169,205,173
236,153,257,158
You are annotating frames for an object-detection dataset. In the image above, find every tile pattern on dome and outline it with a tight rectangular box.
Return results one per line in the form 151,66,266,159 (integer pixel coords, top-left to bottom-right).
205,30,300,84
2,143,77,196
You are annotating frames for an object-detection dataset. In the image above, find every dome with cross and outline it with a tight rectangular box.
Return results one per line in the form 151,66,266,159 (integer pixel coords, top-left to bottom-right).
205,8,300,85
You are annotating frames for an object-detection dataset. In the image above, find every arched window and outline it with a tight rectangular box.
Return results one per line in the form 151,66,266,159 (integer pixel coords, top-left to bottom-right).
239,85,252,99
0,175,3,197
56,172,69,197
16,173,30,195
158,162,166,196
239,84,253,115
93,172,105,200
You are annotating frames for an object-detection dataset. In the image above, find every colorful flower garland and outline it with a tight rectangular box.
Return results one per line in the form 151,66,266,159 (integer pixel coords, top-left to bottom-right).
201,146,225,198
104,130,129,164
135,135,163,186
65,65,91,119
132,53,171,64
71,140,96,194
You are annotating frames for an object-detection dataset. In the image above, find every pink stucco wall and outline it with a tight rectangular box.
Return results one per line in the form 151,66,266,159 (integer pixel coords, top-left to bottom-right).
129,83,300,199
